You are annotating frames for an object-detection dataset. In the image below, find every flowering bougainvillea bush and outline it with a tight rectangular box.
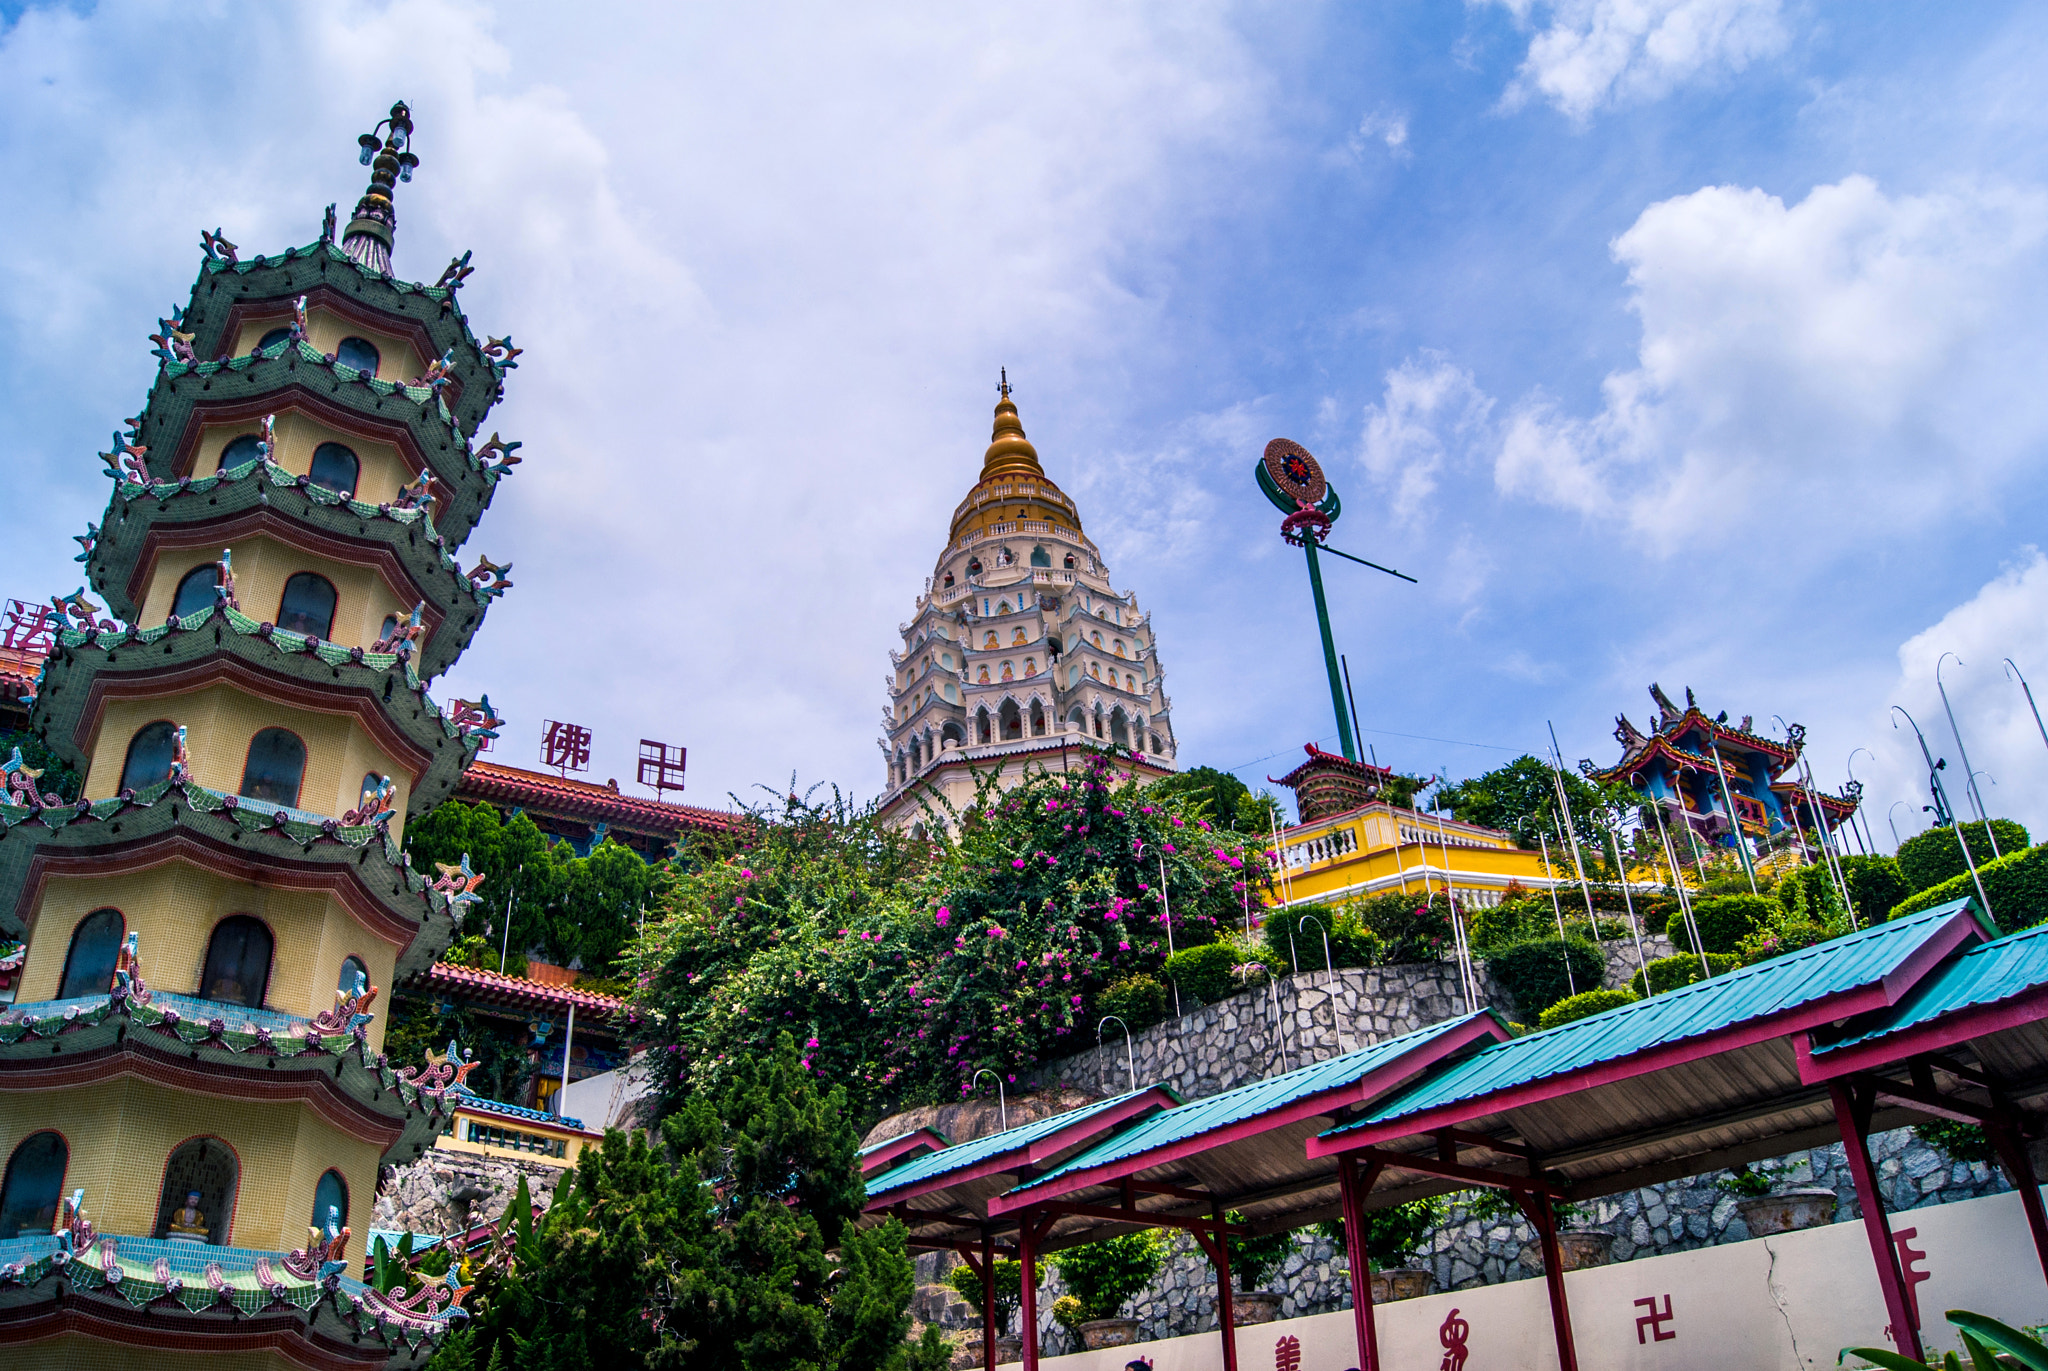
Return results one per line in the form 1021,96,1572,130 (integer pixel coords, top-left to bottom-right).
623,754,1272,1119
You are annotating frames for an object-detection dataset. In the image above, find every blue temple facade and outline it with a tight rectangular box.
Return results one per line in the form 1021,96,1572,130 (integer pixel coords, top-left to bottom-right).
1586,684,1859,853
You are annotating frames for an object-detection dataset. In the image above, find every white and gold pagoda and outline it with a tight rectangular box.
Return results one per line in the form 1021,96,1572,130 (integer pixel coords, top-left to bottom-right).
879,380,1176,826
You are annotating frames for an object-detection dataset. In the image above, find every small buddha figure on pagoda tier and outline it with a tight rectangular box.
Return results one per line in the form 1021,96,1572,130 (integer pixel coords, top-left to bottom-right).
165,1189,210,1243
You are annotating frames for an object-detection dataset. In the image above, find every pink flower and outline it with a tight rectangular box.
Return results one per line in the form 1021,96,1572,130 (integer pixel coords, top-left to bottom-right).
1162,844,1177,854
1013,858,1027,869
936,906,951,927
1118,940,1131,951
805,1037,820,1048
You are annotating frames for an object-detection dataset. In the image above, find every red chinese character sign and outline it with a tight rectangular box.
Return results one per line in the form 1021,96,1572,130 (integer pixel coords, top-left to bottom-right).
1,599,57,655
638,739,687,798
541,720,591,777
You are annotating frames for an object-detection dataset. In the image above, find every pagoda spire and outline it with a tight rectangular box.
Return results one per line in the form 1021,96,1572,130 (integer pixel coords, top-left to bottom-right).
980,370,1045,480
342,101,419,275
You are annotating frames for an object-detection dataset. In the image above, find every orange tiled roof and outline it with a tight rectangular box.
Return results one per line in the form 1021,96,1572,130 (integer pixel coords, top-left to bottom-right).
457,759,742,838
423,959,624,1015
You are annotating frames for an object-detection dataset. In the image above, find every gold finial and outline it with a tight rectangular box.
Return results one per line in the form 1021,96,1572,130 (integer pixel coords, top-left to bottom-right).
980,371,1043,480
342,102,419,275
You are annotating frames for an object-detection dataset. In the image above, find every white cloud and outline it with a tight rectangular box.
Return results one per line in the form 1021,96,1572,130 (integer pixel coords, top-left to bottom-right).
1358,353,1493,523
1486,0,1791,121
1350,108,1411,160
1874,549,2048,847
1492,175,2048,549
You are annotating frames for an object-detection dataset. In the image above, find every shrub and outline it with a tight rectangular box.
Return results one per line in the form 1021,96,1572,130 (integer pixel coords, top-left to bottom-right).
1163,942,1253,1004
1628,951,1739,997
1914,1119,1996,1166
1468,898,1547,953
1316,1196,1443,1269
1833,855,1911,927
1666,894,1776,954
946,1258,1023,1335
1889,841,2048,933
1897,820,2031,892
1536,987,1637,1030
1485,938,1605,1021
1046,1231,1165,1324
1261,907,1384,975
1224,1213,1296,1292
1095,975,1168,1032
1350,890,1456,963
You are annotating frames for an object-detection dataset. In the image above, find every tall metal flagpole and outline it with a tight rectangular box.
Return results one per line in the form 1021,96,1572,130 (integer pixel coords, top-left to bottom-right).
1938,653,2001,858
1301,534,1357,761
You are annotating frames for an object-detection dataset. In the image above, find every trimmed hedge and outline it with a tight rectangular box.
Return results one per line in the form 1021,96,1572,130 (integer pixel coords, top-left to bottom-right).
1664,894,1776,954
1163,943,1239,1004
1629,951,1739,997
1261,906,1385,975
1897,820,2030,892
1888,841,2048,933
1537,987,1638,1030
1485,938,1605,1020
1095,974,1168,1032
1838,855,1911,926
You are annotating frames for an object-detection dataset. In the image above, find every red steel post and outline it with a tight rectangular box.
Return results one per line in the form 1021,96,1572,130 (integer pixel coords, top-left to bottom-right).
1831,1081,1925,1362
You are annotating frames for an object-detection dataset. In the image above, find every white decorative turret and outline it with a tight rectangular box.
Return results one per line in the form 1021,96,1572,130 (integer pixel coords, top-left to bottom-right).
878,379,1176,824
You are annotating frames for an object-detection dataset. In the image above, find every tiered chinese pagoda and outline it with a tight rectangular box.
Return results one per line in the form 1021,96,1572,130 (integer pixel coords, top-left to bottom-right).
1587,683,1859,851
0,104,514,1367
878,378,1177,825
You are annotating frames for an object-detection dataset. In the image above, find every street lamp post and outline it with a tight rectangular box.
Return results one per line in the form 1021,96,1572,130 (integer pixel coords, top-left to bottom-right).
1888,801,1912,853
1937,654,2001,858
1847,748,1879,856
1097,1016,1137,1096
2006,659,2048,755
1893,705,1993,923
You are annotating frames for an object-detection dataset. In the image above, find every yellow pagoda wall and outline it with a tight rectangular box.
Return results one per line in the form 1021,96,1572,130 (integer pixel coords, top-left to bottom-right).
0,1074,381,1252
1272,803,1557,908
139,536,413,652
185,407,418,504
16,865,399,1050
228,306,428,385
83,683,414,837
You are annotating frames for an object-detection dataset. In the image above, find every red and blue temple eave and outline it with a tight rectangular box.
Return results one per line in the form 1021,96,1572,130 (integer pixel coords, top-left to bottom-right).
1587,685,1859,848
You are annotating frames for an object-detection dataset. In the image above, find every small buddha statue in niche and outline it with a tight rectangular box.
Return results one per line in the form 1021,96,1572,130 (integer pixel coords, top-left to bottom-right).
166,1189,210,1242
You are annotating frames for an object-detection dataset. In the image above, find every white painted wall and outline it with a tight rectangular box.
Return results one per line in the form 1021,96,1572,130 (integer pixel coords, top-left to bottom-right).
1022,1188,2047,1370
557,1054,653,1131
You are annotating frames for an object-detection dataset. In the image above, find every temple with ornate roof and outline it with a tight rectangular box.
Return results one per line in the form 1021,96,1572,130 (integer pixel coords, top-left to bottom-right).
454,757,740,860
878,379,1177,826
1586,683,1860,855
0,104,497,1367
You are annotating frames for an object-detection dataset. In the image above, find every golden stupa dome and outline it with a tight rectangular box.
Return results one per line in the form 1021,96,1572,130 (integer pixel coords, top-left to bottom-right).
979,390,1044,480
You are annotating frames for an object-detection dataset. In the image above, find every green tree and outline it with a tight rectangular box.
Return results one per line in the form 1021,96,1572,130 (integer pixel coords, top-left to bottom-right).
448,1035,947,1371
1436,755,1634,852
1148,766,1283,833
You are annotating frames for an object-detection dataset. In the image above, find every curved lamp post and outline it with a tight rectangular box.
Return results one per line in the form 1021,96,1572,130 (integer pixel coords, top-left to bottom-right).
1847,747,1879,856
1894,705,1993,922
1888,800,1912,853
2006,659,2048,755
1097,1016,1137,1096
972,1068,1008,1134
1937,654,2001,857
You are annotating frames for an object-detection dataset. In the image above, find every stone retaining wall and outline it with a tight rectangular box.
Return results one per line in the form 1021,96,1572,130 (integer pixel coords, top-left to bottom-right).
373,1149,568,1239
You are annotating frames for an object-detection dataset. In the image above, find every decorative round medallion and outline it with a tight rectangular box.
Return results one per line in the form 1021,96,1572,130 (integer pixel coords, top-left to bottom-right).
1262,438,1326,506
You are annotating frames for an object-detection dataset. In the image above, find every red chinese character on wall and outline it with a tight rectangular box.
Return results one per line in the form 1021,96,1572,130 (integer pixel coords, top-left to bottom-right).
1439,1307,1470,1371
1634,1294,1676,1343
1891,1227,1930,1328
541,720,592,776
1275,1334,1301,1370
637,738,687,798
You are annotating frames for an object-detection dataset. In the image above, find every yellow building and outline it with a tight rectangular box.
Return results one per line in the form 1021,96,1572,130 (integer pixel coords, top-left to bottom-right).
1265,745,1560,909
0,105,506,1368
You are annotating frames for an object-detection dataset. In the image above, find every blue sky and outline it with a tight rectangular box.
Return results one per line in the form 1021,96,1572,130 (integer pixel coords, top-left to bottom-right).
4,1,2046,846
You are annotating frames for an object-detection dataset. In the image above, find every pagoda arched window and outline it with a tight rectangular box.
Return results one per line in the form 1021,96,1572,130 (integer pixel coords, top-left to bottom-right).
336,336,381,376
1029,700,1046,736
1030,546,1051,568
338,955,368,998
1150,733,1163,754
1001,662,1014,681
998,601,1010,615
976,708,992,745
966,558,982,576
118,720,180,794
1025,657,1037,677
1093,710,1105,739
199,915,273,1008
1063,553,1075,569
942,572,954,588
941,721,964,748
152,1137,238,1246
256,326,292,354
1000,700,1023,740
57,908,123,1000
172,565,221,619
1012,628,1028,646
1092,632,1103,649
218,433,266,472
1113,640,1125,657
379,613,400,644
1110,708,1130,748
0,1132,67,1240
312,1169,349,1234
309,442,360,498
238,728,307,808
1067,707,1085,732
276,573,337,639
